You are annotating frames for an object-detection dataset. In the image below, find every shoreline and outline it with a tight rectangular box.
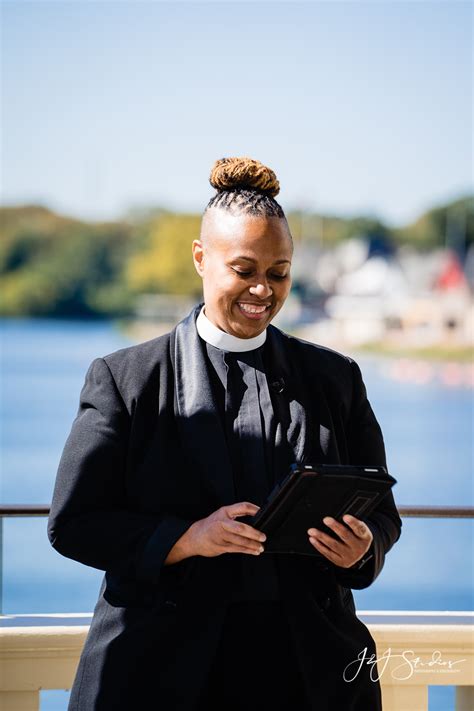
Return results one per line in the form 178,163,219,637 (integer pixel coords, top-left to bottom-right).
118,318,473,365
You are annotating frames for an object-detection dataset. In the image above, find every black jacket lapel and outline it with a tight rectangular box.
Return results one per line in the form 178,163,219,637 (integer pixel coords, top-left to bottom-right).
171,302,236,506
264,324,332,473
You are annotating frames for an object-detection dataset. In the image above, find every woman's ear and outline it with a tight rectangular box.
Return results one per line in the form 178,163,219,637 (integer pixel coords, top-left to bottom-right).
192,239,205,277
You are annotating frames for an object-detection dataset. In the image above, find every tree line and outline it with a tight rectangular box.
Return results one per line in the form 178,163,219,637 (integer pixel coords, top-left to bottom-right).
0,195,472,317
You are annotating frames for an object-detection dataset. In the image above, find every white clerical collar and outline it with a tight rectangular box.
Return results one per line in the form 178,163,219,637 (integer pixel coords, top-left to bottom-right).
196,305,267,352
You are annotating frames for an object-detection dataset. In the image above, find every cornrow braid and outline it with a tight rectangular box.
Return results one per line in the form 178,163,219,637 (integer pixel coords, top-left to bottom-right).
206,187,285,218
205,157,286,219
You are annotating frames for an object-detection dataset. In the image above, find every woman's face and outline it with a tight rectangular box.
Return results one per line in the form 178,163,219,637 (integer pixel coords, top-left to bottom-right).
192,210,293,338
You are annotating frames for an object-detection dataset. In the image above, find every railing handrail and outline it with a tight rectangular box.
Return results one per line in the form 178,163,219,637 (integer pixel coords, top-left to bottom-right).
0,504,473,518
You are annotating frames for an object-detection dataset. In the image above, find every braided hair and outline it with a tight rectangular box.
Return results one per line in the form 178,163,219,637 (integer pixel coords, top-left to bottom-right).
205,156,286,219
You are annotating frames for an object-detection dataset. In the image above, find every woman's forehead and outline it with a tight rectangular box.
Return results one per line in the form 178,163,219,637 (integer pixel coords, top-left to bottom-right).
201,209,292,251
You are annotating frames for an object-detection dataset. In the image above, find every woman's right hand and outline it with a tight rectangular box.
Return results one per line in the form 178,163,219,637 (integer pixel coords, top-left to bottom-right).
166,502,266,564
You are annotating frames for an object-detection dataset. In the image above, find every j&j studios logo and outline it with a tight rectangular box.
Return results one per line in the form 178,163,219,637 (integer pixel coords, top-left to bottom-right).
343,647,466,682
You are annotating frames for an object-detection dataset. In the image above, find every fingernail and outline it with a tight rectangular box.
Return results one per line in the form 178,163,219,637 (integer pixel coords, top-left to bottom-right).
323,517,332,525
260,535,266,542
307,529,316,536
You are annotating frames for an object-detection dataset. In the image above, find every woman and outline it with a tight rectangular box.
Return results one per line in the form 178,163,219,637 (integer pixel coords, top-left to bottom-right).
48,156,402,711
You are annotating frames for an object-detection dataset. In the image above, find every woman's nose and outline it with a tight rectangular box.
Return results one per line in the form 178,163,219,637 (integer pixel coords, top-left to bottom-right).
249,282,272,299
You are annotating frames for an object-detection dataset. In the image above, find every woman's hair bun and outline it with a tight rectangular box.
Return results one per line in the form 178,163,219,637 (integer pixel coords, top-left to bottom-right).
209,157,280,198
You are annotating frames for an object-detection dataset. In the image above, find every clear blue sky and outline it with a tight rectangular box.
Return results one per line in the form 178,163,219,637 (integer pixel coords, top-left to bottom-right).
2,0,472,227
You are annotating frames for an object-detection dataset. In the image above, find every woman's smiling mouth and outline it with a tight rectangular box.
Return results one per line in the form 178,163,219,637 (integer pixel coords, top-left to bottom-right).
236,302,271,320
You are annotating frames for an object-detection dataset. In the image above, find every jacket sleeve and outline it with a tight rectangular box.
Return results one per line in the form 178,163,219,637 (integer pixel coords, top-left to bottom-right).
47,357,194,586
332,358,402,590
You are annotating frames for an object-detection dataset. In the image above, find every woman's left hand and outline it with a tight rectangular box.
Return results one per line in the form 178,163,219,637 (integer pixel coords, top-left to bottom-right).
307,514,373,568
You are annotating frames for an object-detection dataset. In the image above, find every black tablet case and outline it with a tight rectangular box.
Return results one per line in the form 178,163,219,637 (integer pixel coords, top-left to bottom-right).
246,463,397,557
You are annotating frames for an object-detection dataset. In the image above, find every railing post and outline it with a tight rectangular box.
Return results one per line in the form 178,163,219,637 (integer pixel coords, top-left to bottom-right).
381,684,428,711
456,686,474,710
0,691,40,711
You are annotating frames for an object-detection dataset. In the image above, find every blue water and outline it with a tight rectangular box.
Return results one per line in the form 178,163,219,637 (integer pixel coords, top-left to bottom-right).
1,317,472,711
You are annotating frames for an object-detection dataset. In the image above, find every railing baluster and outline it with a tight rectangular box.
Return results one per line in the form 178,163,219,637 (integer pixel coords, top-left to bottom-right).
456,686,474,711
0,691,40,711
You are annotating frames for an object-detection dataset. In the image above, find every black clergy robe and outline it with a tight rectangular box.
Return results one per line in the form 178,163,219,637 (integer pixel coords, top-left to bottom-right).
47,300,402,711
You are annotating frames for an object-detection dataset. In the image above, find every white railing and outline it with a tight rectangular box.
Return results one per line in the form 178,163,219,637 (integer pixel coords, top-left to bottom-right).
0,611,472,711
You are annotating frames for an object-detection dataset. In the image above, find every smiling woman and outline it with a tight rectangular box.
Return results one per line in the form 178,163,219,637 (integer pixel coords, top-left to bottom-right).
47,156,402,711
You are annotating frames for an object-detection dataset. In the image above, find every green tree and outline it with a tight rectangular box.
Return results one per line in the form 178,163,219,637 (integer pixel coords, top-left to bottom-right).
126,213,202,296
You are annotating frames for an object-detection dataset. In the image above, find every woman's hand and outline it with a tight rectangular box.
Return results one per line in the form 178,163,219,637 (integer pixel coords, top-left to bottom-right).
307,514,373,568
173,502,267,562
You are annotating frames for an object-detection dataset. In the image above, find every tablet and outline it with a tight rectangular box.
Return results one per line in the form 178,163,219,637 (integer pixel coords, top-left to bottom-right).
246,463,397,556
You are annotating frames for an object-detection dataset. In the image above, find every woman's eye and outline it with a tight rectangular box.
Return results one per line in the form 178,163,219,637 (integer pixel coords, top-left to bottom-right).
233,269,288,280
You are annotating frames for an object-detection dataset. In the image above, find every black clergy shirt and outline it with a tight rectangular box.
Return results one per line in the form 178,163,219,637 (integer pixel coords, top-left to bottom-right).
204,340,281,601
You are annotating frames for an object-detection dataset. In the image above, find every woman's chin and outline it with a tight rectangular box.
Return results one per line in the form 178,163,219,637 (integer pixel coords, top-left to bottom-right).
228,310,266,335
